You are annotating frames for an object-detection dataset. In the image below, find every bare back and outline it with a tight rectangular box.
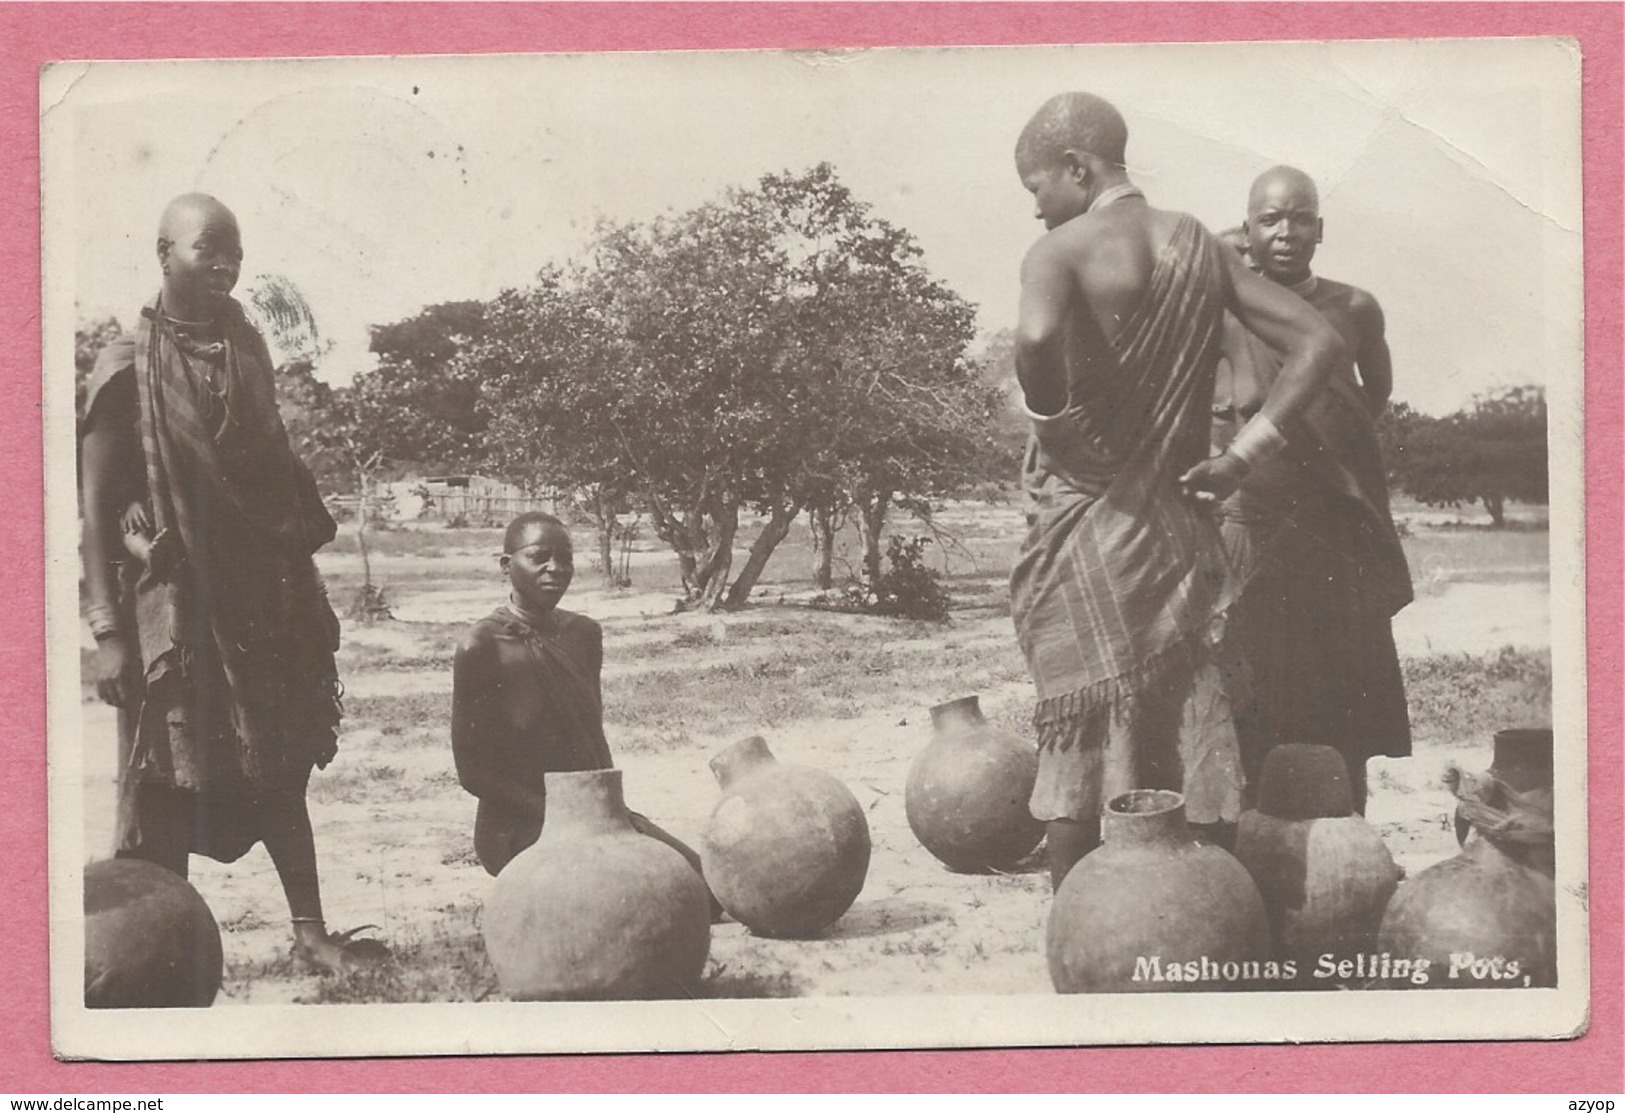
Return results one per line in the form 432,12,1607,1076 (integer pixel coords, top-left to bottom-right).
1017,202,1221,416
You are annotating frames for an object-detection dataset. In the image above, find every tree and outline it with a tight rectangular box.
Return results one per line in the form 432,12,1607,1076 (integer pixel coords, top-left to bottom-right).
469,267,640,582
366,301,491,475
75,316,124,421
1382,386,1547,526
278,360,422,619
969,327,1033,472
471,164,998,611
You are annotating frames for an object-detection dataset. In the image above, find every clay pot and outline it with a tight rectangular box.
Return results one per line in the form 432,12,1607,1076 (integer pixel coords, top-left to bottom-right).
701,735,870,938
1048,790,1271,993
1376,836,1557,988
1380,728,1557,988
84,858,223,1009
905,696,1043,872
1234,745,1401,973
482,769,711,1000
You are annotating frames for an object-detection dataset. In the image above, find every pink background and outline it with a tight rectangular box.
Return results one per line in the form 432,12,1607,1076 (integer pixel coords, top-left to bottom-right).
3,2,1618,1094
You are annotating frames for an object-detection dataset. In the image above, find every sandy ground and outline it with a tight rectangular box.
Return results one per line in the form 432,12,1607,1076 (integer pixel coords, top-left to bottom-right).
71,507,1555,1006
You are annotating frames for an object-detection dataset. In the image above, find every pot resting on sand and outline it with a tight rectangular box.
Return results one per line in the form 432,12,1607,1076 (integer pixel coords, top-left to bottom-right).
700,735,870,939
1378,728,1557,988
482,768,712,1000
1048,789,1271,993
84,857,223,1009
1233,744,1401,975
906,695,1043,873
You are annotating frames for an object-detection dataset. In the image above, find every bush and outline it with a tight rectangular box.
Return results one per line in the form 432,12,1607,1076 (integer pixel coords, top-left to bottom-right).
348,582,394,623
816,536,952,622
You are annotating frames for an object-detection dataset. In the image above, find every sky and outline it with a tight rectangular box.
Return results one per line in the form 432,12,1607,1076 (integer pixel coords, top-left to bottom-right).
45,38,1582,416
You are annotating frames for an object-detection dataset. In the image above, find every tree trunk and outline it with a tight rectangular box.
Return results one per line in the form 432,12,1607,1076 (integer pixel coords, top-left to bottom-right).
857,490,890,583
724,500,802,611
695,502,739,612
593,486,618,584
356,469,374,596
648,501,700,591
809,505,835,590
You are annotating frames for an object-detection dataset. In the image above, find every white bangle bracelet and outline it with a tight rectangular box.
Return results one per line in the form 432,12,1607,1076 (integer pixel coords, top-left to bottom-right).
1227,413,1289,469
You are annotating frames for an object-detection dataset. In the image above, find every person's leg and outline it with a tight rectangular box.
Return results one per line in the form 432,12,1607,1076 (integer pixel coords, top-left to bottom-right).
260,787,387,972
1190,820,1237,853
115,782,193,879
258,787,332,960
474,801,540,878
1347,755,1369,816
1046,817,1098,892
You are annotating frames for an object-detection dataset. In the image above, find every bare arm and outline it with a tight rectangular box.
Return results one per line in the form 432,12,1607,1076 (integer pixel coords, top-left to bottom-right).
451,634,549,818
80,395,141,707
1353,292,1393,416
1013,237,1073,418
1181,252,1347,501
1224,251,1346,428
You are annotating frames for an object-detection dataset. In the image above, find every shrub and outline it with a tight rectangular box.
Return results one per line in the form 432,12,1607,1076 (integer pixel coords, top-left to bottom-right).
816,536,952,622
348,582,394,623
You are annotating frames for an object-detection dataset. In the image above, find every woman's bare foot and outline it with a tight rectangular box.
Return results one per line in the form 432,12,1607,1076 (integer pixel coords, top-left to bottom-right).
291,922,391,974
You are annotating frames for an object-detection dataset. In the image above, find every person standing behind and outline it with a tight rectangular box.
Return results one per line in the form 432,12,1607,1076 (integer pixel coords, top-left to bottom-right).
81,193,381,973
1007,94,1348,889
1217,166,1414,812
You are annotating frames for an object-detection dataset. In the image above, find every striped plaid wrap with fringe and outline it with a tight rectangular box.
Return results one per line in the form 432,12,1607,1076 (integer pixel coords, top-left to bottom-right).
1010,215,1235,754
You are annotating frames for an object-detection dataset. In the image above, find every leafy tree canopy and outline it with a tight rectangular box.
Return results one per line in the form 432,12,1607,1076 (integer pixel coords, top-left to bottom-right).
1379,385,1547,526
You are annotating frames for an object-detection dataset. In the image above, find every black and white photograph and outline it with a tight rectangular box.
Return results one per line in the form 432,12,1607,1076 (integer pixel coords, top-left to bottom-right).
43,38,1587,1059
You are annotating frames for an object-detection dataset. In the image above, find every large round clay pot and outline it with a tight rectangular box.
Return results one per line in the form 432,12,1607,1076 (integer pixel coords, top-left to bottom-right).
700,735,870,938
905,695,1043,872
1376,836,1556,988
1234,745,1401,975
84,858,223,1009
1380,728,1557,989
1048,789,1270,993
482,769,711,1000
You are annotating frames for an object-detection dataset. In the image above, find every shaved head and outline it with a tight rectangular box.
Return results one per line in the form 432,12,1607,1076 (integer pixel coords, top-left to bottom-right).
1244,166,1322,284
504,511,569,554
1247,166,1319,218
155,192,243,316
158,193,238,245
1016,92,1129,172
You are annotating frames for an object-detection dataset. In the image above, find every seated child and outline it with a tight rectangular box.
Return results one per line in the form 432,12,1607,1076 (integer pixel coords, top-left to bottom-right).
451,512,711,889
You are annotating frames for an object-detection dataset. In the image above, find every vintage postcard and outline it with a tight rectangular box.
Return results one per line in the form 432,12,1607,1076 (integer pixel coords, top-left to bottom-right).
43,38,1587,1060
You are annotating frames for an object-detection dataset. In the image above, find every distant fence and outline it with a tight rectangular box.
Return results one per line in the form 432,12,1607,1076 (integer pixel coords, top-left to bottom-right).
419,491,558,526
327,491,557,528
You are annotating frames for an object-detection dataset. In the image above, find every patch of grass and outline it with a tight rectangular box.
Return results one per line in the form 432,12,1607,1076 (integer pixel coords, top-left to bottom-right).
339,646,457,674
324,528,505,560
307,762,410,805
440,844,482,869
603,613,1031,753
1402,646,1552,748
217,908,272,932
698,960,804,998
344,691,454,735
671,627,719,650
294,909,498,1005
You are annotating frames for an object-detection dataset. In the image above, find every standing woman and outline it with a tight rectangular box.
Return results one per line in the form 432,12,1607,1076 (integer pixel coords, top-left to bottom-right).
80,193,383,973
